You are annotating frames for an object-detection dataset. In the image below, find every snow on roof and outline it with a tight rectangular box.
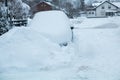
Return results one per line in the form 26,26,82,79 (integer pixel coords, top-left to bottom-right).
39,1,54,7
92,2,101,7
92,1,120,8
112,2,120,8
29,10,72,44
45,1,54,6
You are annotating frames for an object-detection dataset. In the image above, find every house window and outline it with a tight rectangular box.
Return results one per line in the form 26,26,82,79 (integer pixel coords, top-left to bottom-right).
102,6,104,9
89,12,91,14
92,12,94,14
108,6,111,9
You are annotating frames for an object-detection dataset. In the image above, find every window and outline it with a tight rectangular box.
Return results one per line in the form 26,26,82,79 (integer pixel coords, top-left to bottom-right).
108,6,111,9
102,6,104,9
92,12,94,14
89,12,91,14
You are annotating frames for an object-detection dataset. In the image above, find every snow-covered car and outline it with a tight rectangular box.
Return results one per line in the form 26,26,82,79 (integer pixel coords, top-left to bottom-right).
29,10,72,45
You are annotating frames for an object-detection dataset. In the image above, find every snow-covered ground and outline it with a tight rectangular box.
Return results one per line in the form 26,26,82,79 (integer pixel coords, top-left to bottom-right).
72,17,120,29
70,16,120,80
0,13,120,80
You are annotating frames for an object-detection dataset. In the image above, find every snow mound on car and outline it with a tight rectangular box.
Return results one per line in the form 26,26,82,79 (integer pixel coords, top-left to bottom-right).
29,11,72,44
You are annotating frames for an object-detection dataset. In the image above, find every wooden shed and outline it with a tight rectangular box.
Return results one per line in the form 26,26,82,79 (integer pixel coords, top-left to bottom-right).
32,1,53,14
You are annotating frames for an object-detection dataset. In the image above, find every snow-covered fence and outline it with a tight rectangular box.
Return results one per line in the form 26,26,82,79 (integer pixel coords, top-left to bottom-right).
9,19,27,26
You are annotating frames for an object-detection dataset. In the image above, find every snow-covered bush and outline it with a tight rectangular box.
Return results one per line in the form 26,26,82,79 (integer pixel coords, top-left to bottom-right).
0,18,8,35
8,0,30,19
0,3,9,35
29,11,72,45
21,3,30,19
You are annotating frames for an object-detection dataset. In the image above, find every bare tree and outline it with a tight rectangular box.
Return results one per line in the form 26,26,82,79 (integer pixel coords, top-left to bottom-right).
80,0,85,11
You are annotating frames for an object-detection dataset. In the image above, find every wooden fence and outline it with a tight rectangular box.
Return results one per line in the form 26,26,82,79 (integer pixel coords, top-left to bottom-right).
9,19,28,26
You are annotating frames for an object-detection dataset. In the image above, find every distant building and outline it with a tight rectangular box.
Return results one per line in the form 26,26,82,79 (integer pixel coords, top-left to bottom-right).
86,1,120,17
32,1,54,14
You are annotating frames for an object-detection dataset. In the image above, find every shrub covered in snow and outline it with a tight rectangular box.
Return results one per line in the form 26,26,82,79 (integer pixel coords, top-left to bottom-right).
8,0,30,19
0,4,9,35
29,10,72,45
0,18,8,35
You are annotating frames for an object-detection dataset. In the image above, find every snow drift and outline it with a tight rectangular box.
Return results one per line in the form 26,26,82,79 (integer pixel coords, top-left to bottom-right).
73,17,120,29
29,11,72,44
0,27,73,73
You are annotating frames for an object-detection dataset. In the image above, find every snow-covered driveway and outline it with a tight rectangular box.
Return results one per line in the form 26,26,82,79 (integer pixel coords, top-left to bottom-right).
72,17,120,80
73,27,120,80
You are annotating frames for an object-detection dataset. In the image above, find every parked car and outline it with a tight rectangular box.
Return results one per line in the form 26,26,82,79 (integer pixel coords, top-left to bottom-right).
29,10,72,46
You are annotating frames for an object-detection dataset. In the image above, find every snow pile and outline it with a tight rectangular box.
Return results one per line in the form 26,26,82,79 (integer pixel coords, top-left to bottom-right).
0,27,74,73
29,11,72,44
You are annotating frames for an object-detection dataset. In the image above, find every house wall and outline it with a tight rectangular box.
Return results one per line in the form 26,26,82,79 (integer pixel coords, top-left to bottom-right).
36,3,52,11
117,12,120,16
115,8,120,16
95,2,118,17
87,10,96,17
32,2,52,14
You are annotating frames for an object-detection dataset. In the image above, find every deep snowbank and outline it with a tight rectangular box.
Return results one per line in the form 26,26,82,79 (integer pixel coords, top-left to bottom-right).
0,27,73,72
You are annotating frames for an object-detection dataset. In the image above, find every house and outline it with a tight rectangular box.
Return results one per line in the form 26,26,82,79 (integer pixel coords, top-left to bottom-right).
87,1,120,17
32,1,53,14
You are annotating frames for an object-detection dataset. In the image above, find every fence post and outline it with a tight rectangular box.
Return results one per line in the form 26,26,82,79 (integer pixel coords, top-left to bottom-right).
71,26,74,42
